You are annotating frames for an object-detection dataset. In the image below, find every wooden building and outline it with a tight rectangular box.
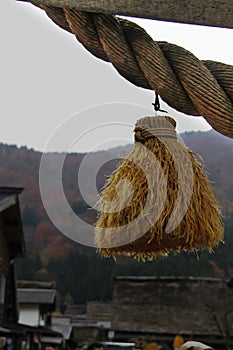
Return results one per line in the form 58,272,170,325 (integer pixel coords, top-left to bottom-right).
17,280,66,349
17,280,57,327
111,276,233,349
86,301,112,321
0,187,25,326
0,188,62,350
0,187,25,347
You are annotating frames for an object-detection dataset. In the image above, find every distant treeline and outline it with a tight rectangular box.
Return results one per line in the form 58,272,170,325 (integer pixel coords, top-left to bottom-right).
16,216,233,307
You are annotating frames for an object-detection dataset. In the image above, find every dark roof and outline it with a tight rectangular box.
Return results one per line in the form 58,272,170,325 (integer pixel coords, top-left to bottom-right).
112,276,233,336
17,280,56,289
17,288,56,305
0,194,17,213
0,187,25,257
0,187,23,213
4,322,62,336
0,187,23,195
114,276,222,282
0,326,10,334
87,301,112,319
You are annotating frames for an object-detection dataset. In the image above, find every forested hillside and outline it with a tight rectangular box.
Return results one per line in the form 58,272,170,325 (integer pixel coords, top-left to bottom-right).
0,129,232,306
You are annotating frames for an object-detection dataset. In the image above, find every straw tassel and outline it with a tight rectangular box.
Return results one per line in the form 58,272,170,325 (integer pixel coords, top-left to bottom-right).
95,116,223,261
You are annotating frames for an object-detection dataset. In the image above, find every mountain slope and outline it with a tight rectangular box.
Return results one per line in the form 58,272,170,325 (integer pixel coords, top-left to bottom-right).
0,129,232,260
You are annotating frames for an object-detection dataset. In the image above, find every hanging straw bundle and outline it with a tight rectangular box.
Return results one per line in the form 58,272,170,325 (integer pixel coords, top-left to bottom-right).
95,116,223,261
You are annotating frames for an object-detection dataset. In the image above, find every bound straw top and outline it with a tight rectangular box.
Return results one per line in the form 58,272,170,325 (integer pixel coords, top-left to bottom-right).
134,116,177,142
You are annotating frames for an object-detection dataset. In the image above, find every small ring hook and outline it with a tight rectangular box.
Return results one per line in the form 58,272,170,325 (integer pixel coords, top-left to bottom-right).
152,91,167,114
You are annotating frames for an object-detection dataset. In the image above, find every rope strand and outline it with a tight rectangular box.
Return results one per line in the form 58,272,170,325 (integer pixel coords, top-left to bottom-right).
40,5,233,138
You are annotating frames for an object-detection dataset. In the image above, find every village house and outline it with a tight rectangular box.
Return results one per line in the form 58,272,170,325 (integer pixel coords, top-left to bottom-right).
0,187,25,348
17,280,57,327
0,187,63,350
50,315,77,349
111,276,233,349
53,301,112,347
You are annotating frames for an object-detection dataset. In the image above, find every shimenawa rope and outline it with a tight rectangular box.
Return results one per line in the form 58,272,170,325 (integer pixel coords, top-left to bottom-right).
33,4,233,138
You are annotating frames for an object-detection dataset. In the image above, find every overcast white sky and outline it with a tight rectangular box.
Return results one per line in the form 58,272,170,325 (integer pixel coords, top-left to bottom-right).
1,0,233,152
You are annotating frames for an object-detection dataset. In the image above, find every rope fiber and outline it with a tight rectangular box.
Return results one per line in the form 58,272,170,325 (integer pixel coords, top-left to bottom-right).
37,4,233,138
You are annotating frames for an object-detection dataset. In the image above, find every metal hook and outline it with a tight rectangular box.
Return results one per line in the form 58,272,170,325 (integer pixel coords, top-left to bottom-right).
152,92,167,114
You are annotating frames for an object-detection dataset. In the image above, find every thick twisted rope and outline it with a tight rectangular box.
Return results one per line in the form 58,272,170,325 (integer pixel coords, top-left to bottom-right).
38,5,233,138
